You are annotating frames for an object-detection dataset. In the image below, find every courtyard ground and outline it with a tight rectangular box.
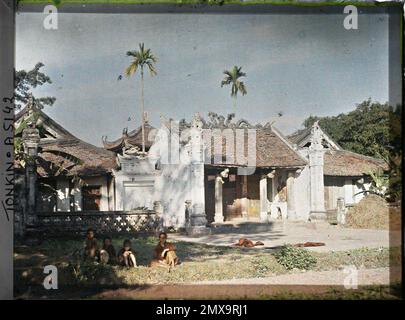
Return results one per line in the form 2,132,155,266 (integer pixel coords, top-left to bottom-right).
14,221,402,299
173,220,401,252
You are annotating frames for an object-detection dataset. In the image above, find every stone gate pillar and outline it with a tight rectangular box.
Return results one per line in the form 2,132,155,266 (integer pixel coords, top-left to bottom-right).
22,122,40,226
287,170,299,220
186,113,209,235
241,175,248,220
308,122,326,220
214,175,224,223
259,174,268,222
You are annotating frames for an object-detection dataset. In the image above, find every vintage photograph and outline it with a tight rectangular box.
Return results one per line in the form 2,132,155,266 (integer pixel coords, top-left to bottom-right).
10,3,402,300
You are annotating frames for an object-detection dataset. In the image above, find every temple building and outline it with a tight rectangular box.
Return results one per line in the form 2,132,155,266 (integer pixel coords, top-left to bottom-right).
15,101,387,235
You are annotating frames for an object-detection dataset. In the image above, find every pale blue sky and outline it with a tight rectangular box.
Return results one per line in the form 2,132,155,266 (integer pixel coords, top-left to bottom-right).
16,12,388,146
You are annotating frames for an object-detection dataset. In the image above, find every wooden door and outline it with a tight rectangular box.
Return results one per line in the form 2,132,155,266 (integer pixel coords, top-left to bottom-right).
247,174,260,218
82,186,101,211
223,174,242,220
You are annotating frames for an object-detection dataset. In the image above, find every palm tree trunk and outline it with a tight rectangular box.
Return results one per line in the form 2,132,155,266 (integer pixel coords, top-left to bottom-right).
140,67,145,153
233,96,237,108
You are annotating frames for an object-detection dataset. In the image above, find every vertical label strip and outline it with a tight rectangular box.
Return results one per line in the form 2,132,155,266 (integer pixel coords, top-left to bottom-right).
0,0,15,300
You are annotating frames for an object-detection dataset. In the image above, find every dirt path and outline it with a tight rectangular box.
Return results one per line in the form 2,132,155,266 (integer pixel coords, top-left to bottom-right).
185,267,402,286
90,267,401,300
18,267,401,300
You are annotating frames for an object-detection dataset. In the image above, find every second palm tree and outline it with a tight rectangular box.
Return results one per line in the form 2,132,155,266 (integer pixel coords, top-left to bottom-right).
125,43,157,153
221,66,247,108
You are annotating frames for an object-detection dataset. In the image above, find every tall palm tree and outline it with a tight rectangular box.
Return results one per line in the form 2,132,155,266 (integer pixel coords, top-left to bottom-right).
125,43,157,153
221,66,247,108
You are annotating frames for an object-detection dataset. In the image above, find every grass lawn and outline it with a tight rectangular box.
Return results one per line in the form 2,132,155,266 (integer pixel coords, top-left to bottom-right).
15,234,401,299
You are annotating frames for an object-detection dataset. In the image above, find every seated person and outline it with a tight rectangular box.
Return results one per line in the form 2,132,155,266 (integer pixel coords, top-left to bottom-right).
150,232,179,268
99,236,117,265
84,228,99,260
117,239,137,268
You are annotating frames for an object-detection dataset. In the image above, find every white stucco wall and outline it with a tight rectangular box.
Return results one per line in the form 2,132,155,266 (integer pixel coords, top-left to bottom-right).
293,166,311,221
113,123,204,228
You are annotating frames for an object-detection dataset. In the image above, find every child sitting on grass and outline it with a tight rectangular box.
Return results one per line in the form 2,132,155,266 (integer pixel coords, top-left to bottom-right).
149,232,179,271
99,236,117,265
117,239,137,268
84,228,99,261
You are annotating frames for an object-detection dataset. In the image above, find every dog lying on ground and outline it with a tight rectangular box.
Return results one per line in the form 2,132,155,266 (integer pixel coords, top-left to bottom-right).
234,238,265,248
294,242,325,247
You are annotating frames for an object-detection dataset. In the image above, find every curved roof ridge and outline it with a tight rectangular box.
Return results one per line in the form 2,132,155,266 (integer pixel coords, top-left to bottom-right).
269,125,308,164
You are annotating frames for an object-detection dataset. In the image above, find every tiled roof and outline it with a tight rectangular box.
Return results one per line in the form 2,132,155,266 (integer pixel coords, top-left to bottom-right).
208,126,308,168
16,106,116,177
37,139,117,177
324,149,387,176
287,125,386,176
287,127,312,146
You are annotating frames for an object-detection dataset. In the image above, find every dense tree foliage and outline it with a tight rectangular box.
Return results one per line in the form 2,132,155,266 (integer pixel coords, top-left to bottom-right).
303,99,402,202
15,62,56,111
303,99,397,160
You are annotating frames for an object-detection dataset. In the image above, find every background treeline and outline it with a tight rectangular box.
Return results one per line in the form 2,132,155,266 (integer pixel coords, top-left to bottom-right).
303,99,401,161
303,99,402,202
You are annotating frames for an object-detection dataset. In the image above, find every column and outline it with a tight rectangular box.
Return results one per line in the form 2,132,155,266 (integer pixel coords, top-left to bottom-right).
259,175,268,222
287,171,297,219
186,114,209,235
214,176,224,223
241,175,248,220
22,123,40,226
56,179,70,212
309,122,326,220
72,181,82,211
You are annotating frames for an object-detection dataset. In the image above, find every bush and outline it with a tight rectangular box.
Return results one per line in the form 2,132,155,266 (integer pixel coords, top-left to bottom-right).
67,261,120,285
274,245,317,270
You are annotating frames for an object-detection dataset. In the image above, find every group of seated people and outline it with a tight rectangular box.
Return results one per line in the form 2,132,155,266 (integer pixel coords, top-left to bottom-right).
84,228,179,269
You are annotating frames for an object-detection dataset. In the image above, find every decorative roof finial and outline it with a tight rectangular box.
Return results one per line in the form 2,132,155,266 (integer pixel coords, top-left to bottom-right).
310,120,323,150
192,112,202,129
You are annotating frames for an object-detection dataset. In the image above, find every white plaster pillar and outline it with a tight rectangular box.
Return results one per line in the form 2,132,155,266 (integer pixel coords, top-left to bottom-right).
100,177,109,211
309,122,326,220
214,176,224,223
22,122,40,225
241,175,248,220
114,171,124,211
56,179,70,212
259,175,268,222
185,113,209,235
287,171,297,219
72,182,82,211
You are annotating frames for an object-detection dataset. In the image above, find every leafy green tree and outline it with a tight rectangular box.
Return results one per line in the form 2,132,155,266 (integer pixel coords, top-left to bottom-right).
221,66,247,108
303,99,402,202
124,43,157,153
15,62,56,111
14,64,85,192
303,99,391,159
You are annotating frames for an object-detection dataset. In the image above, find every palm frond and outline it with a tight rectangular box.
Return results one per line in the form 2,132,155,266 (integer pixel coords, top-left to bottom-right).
238,81,247,95
124,43,157,78
125,63,138,77
126,51,137,57
221,65,247,99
